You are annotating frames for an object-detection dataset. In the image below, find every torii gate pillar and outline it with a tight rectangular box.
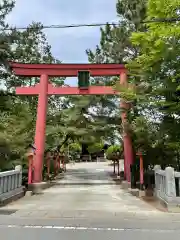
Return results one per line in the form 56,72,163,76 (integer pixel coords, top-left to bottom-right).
34,74,48,182
120,72,134,182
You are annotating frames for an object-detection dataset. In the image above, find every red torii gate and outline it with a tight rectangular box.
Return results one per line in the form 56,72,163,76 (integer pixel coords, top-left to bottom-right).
10,62,134,184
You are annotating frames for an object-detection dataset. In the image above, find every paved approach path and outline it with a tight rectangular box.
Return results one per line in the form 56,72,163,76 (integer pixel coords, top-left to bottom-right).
2,162,162,218
1,162,180,239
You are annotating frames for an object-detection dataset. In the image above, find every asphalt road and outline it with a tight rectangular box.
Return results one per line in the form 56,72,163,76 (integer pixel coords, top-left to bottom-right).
0,221,179,240
1,162,180,239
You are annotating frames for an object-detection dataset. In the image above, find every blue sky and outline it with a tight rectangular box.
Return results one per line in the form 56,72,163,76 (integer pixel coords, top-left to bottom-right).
6,0,118,85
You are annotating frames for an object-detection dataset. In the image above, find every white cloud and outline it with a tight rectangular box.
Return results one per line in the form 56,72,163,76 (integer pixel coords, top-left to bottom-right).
6,0,118,85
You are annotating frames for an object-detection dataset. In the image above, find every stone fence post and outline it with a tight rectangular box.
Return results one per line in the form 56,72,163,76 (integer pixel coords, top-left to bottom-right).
154,165,161,198
154,165,176,200
15,165,22,187
165,167,176,201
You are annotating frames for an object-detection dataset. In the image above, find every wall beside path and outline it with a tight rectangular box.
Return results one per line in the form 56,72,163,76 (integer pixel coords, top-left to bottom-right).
154,165,180,212
0,165,24,205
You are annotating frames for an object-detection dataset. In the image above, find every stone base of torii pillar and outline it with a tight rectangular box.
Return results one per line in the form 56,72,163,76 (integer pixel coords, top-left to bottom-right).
28,182,50,194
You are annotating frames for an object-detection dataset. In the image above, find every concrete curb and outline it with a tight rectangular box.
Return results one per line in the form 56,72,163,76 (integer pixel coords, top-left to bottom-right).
28,172,66,195
127,188,140,197
156,197,180,213
0,188,25,207
121,181,131,189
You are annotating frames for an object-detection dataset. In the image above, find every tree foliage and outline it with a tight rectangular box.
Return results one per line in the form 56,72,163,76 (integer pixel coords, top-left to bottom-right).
86,0,148,159
106,145,123,160
0,1,65,169
3,0,180,172
0,1,122,171
86,0,180,170
127,0,180,169
87,142,104,154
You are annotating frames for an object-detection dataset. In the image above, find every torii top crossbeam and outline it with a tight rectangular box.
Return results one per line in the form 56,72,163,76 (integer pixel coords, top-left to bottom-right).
10,62,126,77
10,62,127,95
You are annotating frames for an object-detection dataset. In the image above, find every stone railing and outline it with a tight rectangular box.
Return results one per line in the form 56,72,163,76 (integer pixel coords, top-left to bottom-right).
0,165,24,203
154,165,180,212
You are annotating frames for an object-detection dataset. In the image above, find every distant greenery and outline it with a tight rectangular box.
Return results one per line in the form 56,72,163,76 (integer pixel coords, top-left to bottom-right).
106,145,123,160
87,142,104,154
